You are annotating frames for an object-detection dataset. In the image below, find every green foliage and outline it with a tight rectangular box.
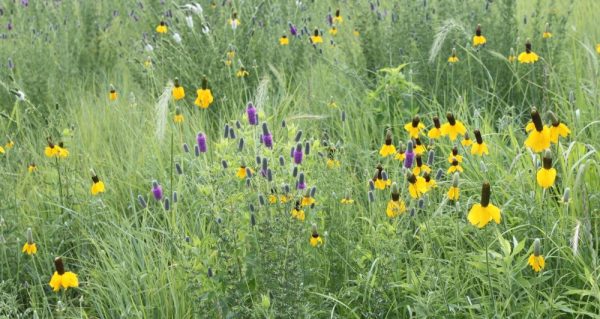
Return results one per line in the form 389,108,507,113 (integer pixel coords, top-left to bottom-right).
1,0,600,318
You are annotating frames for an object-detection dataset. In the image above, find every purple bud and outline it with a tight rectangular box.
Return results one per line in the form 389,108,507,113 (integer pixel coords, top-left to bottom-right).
404,141,415,168
194,145,200,157
327,14,333,26
8,21,13,31
175,163,182,175
22,0,30,7
293,143,303,164
297,172,306,190
152,181,163,201
183,143,190,153
138,195,147,208
262,133,273,148
7,58,13,70
289,23,298,36
197,132,207,153
164,198,170,210
246,103,258,125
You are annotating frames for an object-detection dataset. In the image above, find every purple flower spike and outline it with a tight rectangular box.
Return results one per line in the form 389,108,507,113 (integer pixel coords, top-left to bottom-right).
246,102,258,125
197,132,207,153
263,134,273,148
297,172,306,190
152,181,163,201
289,23,297,36
404,141,415,168
293,143,303,165
261,123,273,148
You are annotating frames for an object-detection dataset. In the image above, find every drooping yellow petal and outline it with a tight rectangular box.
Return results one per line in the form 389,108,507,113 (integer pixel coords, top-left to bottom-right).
524,127,551,153
528,254,545,272
91,181,105,195
386,200,406,218
468,204,501,228
549,123,570,144
379,144,396,157
536,168,556,189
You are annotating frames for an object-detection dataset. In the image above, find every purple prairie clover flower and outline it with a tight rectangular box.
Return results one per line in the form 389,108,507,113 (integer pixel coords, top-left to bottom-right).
327,14,333,26
246,102,258,125
289,23,298,36
261,123,273,148
293,143,303,164
152,181,163,201
196,132,207,153
297,172,306,190
404,141,415,169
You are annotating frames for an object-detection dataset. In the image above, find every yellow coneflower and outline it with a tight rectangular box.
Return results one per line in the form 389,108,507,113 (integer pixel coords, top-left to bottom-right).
461,132,473,147
310,224,324,247
225,59,233,67
528,238,545,272
508,48,516,62
227,50,236,60
172,78,185,101
525,108,551,153
291,201,305,221
472,24,486,47
423,172,437,190
596,44,600,54
548,112,571,144
427,116,442,139
353,29,360,37
340,196,354,204
413,138,426,156
333,9,343,24
373,165,391,190
447,172,460,201
326,158,340,168
379,129,396,157
386,183,406,218
467,182,501,228
173,108,184,123
404,116,425,138
394,147,406,161
407,173,427,199
441,113,467,141
228,12,240,29
44,139,69,158
28,163,37,173
109,85,117,101
448,48,459,63
22,228,37,255
0,145,4,154
301,194,316,207
156,21,168,34
447,157,463,174
5,140,14,149
279,35,289,45
518,39,540,64
195,77,214,109
90,173,105,195
310,29,323,44
470,130,489,156
537,151,556,189
329,27,338,36
279,194,291,204
49,257,79,292
542,23,552,39
412,155,431,175
236,67,250,78
236,165,252,179
447,146,463,163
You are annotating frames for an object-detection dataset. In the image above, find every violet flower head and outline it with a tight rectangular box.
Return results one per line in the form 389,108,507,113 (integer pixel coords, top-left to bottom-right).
246,102,258,125
196,132,207,153
297,172,306,190
152,180,163,201
404,141,415,168
21,0,29,7
289,22,298,36
293,143,303,164
261,123,273,148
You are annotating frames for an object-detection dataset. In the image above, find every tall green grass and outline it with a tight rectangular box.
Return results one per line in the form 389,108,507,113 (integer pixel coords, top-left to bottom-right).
1,0,600,317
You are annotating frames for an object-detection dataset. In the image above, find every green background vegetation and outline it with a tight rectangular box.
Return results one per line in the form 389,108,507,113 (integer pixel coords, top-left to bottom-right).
1,0,600,317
